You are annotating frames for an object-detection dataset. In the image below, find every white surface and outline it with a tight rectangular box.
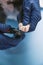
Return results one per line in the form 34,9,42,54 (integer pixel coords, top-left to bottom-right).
40,0,43,7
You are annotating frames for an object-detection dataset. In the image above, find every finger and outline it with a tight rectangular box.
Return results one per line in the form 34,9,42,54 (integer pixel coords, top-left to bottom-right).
19,23,23,30
25,27,28,32
25,25,30,32
22,26,26,32
22,26,25,31
19,26,22,30
22,26,29,32
19,25,23,31
19,23,23,27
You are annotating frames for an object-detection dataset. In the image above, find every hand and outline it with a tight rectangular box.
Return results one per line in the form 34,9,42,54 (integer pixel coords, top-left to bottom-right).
19,23,23,30
19,23,30,32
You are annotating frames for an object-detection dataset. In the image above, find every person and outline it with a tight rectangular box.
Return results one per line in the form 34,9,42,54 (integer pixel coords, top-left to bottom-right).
0,0,25,50
0,0,41,50
6,0,41,32
18,0,41,32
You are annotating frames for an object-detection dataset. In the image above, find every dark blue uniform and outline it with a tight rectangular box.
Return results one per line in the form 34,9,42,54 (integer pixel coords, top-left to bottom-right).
0,20,25,50
18,0,41,31
0,0,41,50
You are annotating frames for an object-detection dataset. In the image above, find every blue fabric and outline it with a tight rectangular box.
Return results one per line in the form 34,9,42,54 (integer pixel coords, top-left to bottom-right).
0,19,25,50
0,23,11,33
18,0,41,31
0,33,25,50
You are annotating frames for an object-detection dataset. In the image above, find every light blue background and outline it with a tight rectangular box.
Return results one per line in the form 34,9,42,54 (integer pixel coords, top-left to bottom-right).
0,10,43,65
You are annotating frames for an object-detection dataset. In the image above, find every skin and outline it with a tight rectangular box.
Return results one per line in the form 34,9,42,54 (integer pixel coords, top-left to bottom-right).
0,0,30,32
19,23,30,32
0,0,14,12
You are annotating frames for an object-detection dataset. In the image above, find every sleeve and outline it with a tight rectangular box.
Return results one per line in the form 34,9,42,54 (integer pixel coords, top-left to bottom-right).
29,0,41,32
17,0,31,26
17,0,41,32
0,23,11,33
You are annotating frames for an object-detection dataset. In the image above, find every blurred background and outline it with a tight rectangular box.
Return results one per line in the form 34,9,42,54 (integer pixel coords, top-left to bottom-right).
0,0,43,65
